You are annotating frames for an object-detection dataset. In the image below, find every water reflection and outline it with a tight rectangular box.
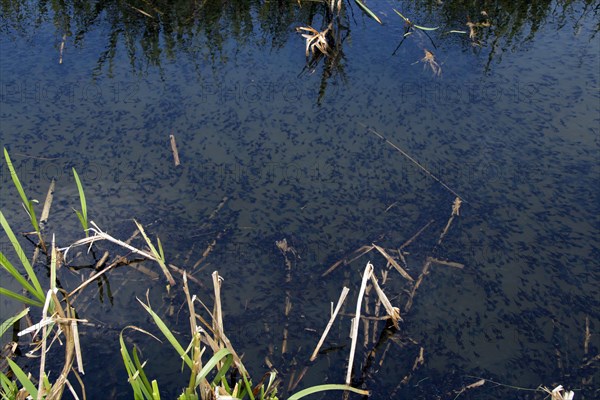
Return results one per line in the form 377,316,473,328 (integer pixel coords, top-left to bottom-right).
1,0,596,79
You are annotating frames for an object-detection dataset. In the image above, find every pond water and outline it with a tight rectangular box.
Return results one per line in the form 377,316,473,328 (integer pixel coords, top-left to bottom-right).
1,0,599,399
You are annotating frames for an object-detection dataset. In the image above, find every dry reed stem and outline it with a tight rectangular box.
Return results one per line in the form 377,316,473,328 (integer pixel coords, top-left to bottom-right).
182,273,197,337
207,273,247,376
369,272,402,328
310,286,350,361
289,366,309,392
31,179,56,265
169,134,180,166
68,257,122,297
584,316,590,355
453,378,485,398
58,34,66,64
211,272,224,338
37,290,54,399
372,244,413,282
400,220,435,249
323,245,374,276
412,347,425,371
94,251,110,270
40,179,55,227
404,258,432,313
438,198,461,245
429,257,464,269
363,285,372,347
346,262,373,384
361,123,466,202
193,230,224,270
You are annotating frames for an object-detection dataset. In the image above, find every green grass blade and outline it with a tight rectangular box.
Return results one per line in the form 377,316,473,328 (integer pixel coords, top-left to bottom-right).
393,9,438,30
0,308,29,337
0,212,44,299
413,24,439,31
4,149,29,215
0,252,44,304
151,380,160,400
210,351,233,387
137,298,192,368
393,9,410,23
134,220,175,286
0,372,17,398
0,288,44,307
157,237,165,262
119,332,148,399
3,149,40,234
132,346,154,394
240,370,255,400
288,384,370,400
195,348,232,387
72,168,88,235
6,359,37,398
355,0,382,24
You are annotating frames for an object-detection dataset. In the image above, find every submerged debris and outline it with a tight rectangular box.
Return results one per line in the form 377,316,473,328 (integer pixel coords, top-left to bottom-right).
420,48,442,76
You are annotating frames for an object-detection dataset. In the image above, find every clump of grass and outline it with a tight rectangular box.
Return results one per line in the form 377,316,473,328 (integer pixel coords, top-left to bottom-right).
120,272,369,399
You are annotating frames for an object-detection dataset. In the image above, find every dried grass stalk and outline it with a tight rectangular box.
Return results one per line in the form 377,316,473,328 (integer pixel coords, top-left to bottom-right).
369,272,402,328
346,262,373,384
310,287,350,361
429,257,464,269
373,244,414,282
323,245,374,276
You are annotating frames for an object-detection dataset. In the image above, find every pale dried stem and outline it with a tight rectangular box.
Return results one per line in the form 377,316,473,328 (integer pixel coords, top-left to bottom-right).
310,286,349,361
346,262,373,384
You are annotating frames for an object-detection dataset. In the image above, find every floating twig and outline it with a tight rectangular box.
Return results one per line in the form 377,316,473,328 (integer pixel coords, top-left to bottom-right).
170,134,180,166
360,123,467,202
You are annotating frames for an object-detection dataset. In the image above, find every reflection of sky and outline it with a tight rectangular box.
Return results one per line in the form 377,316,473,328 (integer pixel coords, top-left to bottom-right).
0,1,598,398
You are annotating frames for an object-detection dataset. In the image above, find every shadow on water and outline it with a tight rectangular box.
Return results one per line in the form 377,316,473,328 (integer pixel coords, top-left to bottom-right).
1,0,599,399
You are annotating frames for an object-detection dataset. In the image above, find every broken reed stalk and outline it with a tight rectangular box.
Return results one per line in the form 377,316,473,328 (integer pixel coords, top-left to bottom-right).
323,245,374,276
584,316,590,355
310,287,350,361
346,262,373,385
276,239,295,355
58,34,66,64
360,122,466,202
372,244,413,282
437,197,462,245
404,198,463,312
400,219,434,249
170,134,180,166
369,272,402,328
192,230,224,270
31,179,56,266
404,258,432,313
363,285,372,347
